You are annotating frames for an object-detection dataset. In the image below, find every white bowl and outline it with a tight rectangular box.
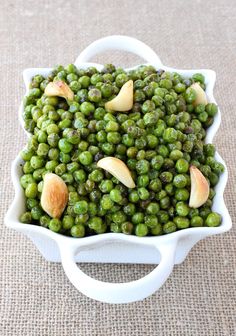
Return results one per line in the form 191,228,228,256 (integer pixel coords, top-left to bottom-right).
5,36,232,304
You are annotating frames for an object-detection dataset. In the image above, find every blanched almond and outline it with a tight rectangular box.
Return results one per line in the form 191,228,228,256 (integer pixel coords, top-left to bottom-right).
189,166,209,208
105,80,133,111
190,82,207,106
41,173,68,218
45,80,74,101
97,157,135,188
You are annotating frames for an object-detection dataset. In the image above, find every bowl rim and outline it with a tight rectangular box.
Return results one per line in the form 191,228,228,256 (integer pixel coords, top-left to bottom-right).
5,62,232,246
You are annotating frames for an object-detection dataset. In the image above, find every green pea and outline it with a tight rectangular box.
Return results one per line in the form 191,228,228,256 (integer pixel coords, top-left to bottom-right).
101,143,115,155
132,212,144,224
146,202,160,215
25,183,38,198
163,128,178,143
123,203,136,216
175,158,189,173
69,80,81,92
23,162,34,174
176,202,189,216
143,112,158,126
79,75,90,88
71,224,85,237
174,216,190,229
163,221,176,234
107,132,121,144
74,201,88,215
88,203,97,216
30,156,45,169
59,152,71,164
112,211,127,224
160,196,170,209
144,215,158,228
209,172,219,186
205,212,221,227
20,174,35,189
190,216,204,227
105,121,119,132
138,187,150,200
80,101,95,116
75,214,88,226
149,178,162,192
135,223,148,237
96,130,107,143
66,71,78,81
150,224,162,236
121,222,133,235
110,189,122,204
115,73,129,87
173,174,188,188
37,130,48,143
61,173,74,184
136,159,150,174
116,144,127,155
204,144,215,157
26,198,38,210
110,223,121,233
20,212,32,224
31,205,43,220
122,134,134,147
40,215,50,228
206,103,218,117
137,175,149,188
175,188,190,201
101,195,114,210
79,151,93,165
85,180,95,192
212,162,225,175
192,73,205,84
99,180,113,193
101,83,113,98
158,145,169,158
185,87,197,103
88,217,106,233
68,191,80,205
20,148,34,161
62,215,75,230
160,171,173,184
88,88,102,103
174,82,186,93
37,143,49,157
58,139,72,154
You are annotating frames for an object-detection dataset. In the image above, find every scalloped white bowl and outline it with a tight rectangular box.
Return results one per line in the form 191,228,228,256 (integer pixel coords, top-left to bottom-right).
5,36,232,304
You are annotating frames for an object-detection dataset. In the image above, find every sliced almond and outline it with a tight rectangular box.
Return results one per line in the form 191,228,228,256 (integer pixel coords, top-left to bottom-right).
41,173,68,218
190,82,207,106
189,165,210,208
105,80,133,111
45,80,74,101
97,157,135,188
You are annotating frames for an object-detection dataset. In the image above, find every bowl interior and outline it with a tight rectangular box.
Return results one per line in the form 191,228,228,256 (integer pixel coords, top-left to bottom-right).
5,62,232,246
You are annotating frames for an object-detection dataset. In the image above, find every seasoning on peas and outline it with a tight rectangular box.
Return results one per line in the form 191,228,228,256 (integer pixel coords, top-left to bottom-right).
20,63,223,237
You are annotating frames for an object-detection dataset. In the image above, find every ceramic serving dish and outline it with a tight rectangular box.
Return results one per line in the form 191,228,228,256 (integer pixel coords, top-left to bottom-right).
5,36,232,304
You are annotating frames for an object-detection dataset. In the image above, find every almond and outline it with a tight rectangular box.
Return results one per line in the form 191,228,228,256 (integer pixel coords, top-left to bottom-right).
189,165,210,208
105,80,133,111
45,80,74,101
190,82,207,106
97,157,135,188
41,173,68,218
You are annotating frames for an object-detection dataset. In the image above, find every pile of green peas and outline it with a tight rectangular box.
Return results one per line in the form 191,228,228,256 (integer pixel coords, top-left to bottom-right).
19,63,223,237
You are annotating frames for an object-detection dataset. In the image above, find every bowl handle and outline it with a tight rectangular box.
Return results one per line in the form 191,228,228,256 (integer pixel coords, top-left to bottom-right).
58,240,176,304
74,35,163,67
